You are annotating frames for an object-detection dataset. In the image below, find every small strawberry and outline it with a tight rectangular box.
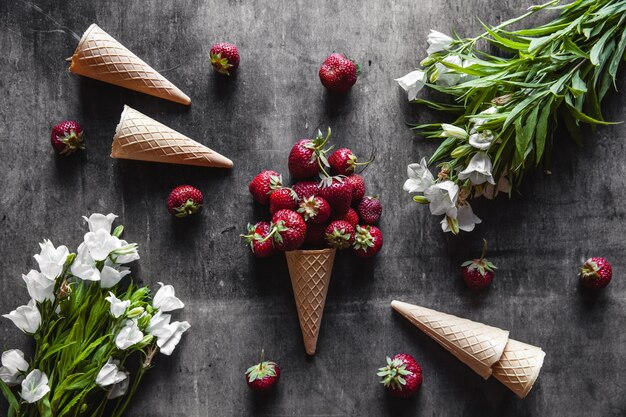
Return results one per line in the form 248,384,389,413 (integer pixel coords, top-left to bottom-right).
330,207,359,228
304,223,327,246
580,257,612,289
356,196,382,224
328,148,370,176
249,171,282,205
209,42,240,75
319,53,360,94
318,177,353,215
377,353,422,399
345,174,365,203
293,181,320,200
461,239,497,290
245,350,280,392
352,225,383,258
241,222,276,258
297,196,331,224
50,120,85,155
166,185,203,218
269,188,298,215
288,128,332,180
325,220,355,250
271,209,307,251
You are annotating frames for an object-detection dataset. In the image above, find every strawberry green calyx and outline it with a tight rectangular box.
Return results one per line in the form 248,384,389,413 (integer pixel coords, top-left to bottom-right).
267,174,283,194
461,239,497,276
298,196,321,220
353,225,375,252
174,198,203,218
210,53,233,75
326,225,352,249
245,350,278,382
580,259,603,280
307,128,333,177
59,130,85,155
240,223,263,247
377,357,413,390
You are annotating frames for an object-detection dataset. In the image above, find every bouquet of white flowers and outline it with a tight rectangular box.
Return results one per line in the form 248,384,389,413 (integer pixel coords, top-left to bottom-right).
0,213,190,417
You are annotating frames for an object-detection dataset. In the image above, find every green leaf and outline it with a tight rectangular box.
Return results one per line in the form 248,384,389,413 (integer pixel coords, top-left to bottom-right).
567,104,621,125
40,340,77,362
535,97,554,164
590,26,617,65
428,137,458,165
0,379,20,415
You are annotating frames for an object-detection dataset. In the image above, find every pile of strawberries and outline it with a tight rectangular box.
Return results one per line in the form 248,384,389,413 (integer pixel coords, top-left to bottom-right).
242,128,383,258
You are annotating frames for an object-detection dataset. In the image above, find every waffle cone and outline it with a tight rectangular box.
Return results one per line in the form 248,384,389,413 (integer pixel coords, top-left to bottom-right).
391,301,509,379
69,24,191,105
286,249,336,356
111,105,233,168
492,338,545,399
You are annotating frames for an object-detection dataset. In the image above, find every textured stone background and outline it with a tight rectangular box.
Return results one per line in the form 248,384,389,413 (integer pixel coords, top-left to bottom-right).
1,0,626,416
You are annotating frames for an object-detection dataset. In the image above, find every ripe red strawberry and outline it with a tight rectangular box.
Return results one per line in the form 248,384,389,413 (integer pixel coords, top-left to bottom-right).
580,257,612,289
166,185,203,218
209,42,240,75
304,223,327,246
356,196,382,224
461,239,496,290
325,220,355,249
377,353,422,399
50,120,85,155
245,351,280,392
352,225,383,258
318,177,352,215
319,53,359,94
297,196,331,224
345,174,365,203
293,181,319,200
241,222,276,258
328,148,370,176
330,207,359,227
249,171,282,205
288,129,332,179
271,209,307,251
269,188,298,215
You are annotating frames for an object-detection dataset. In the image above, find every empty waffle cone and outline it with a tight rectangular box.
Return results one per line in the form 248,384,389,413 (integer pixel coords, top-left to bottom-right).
69,24,191,105
492,338,545,399
286,248,336,356
111,105,233,168
391,301,509,379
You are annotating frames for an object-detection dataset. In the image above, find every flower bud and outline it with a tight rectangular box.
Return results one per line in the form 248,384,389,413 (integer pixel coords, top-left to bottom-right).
440,124,468,140
126,307,145,319
136,334,154,349
413,195,430,204
138,313,151,329
420,56,436,67
451,145,472,159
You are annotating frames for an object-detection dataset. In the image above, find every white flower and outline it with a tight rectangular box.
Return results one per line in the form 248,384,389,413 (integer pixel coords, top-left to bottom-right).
458,152,496,185
153,283,184,312
111,240,140,264
440,123,468,140
83,213,118,234
156,321,191,356
441,204,482,233
115,319,144,350
33,240,69,281
475,171,510,199
395,70,427,101
84,229,121,262
424,181,459,217
436,55,463,86
0,349,29,386
22,270,55,303
105,292,130,319
3,299,41,334
100,260,131,289
427,30,454,54
95,358,127,387
147,311,172,338
470,106,498,129
20,369,49,404
468,129,495,150
107,372,130,399
403,158,435,193
70,243,100,281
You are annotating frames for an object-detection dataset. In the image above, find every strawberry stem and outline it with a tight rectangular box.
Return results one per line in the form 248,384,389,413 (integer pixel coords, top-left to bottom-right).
480,239,488,260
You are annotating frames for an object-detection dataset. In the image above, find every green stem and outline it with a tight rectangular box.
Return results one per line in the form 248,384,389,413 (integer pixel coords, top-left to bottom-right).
110,366,147,417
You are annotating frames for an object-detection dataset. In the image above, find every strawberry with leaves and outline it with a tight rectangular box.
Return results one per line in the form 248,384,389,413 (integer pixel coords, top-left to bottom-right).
461,239,497,290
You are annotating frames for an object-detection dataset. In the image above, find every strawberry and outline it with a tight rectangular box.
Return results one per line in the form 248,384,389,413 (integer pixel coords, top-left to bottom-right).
297,196,331,224
325,220,355,249
328,148,370,176
319,53,359,94
377,353,422,399
461,239,496,290
345,174,365,203
245,351,280,392
580,257,612,289
269,188,298,215
249,171,282,205
356,196,382,224
330,207,359,227
166,185,203,218
241,222,276,258
352,225,383,258
288,129,332,179
209,42,240,75
50,120,85,155
304,223,327,246
318,177,352,215
271,209,307,251
293,181,319,200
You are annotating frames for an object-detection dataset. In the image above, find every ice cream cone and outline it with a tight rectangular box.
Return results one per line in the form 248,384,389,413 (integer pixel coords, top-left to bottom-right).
69,24,191,105
391,301,509,379
285,248,336,356
111,105,233,168
492,338,545,399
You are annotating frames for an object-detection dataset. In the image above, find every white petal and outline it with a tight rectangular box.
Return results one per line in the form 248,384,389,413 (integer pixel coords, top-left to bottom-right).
157,321,191,356
96,358,127,387
115,320,143,350
395,70,426,101
0,349,28,386
100,266,130,289
153,283,184,312
83,213,118,234
20,369,49,404
107,372,130,399
33,240,69,281
84,230,121,262
427,30,454,54
105,292,130,319
147,311,172,338
22,270,55,303
457,204,482,232
3,299,41,334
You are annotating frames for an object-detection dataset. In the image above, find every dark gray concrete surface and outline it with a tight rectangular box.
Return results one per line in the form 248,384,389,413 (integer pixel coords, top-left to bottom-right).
1,0,626,416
